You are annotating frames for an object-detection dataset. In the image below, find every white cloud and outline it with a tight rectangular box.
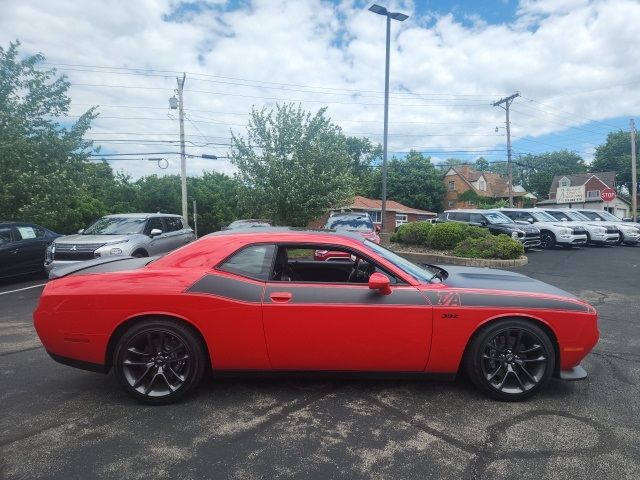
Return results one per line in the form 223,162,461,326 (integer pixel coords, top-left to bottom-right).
1,0,638,179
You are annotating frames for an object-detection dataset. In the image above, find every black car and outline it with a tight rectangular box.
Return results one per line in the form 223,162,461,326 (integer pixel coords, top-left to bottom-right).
438,209,541,248
0,222,60,279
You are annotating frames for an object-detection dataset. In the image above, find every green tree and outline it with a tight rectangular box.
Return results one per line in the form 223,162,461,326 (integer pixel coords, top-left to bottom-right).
230,104,355,226
474,157,490,171
0,41,100,233
515,150,587,197
369,150,446,212
590,130,638,189
345,136,381,197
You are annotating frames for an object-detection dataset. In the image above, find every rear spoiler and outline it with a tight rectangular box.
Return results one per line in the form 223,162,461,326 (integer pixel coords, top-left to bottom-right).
48,256,158,279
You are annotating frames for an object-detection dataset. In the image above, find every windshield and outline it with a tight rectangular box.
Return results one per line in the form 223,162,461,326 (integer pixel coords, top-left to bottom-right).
364,240,440,283
596,211,621,222
484,212,513,224
546,211,571,221
325,215,373,232
578,211,602,221
83,217,146,235
564,211,589,221
531,211,558,222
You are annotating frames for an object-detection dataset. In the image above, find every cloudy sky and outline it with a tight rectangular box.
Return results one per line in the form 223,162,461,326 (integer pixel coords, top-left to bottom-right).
1,0,638,178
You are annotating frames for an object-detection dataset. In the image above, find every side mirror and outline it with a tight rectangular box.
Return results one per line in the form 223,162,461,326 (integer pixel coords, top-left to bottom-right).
480,220,488,226
150,228,163,237
527,218,534,223
375,224,381,233
368,272,391,295
77,229,85,234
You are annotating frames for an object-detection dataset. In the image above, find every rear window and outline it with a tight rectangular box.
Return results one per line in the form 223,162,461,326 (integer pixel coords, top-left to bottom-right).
324,215,373,232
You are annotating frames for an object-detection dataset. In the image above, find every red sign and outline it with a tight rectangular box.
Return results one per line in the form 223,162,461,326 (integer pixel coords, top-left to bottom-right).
601,188,616,202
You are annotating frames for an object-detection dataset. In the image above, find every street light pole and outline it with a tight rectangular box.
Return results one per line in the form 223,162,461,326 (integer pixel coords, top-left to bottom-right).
177,73,188,223
369,4,408,232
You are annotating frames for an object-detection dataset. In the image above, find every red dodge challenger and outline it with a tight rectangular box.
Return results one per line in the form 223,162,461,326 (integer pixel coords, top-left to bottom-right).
33,228,599,405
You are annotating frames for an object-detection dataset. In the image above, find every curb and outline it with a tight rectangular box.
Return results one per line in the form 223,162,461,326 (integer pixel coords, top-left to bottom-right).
395,250,528,268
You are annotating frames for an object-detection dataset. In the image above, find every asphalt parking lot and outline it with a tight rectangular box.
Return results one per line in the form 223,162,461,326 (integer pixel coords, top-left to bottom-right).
1,246,639,480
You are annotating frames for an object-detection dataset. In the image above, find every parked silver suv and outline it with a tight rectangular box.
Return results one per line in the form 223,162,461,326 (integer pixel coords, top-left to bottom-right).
45,213,195,275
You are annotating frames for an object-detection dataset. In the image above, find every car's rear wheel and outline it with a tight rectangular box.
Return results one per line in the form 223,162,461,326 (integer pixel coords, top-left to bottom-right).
113,319,206,405
465,319,555,401
540,231,556,249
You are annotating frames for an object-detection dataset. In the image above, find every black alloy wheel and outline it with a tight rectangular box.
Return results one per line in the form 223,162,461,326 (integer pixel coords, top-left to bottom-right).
465,319,555,401
113,319,206,405
540,232,556,249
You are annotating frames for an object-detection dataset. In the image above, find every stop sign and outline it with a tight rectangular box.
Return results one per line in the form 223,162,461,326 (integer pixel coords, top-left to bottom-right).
601,188,616,202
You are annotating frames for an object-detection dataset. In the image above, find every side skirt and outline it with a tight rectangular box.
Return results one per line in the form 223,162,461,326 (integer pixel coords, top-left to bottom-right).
211,370,456,382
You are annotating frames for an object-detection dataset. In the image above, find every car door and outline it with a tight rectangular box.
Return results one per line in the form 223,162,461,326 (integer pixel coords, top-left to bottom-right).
164,216,192,250
0,225,19,278
144,217,172,255
13,224,49,273
261,243,432,372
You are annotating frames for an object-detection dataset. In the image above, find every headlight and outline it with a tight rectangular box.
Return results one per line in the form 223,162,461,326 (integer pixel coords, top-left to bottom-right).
45,244,54,261
560,228,572,235
511,231,519,239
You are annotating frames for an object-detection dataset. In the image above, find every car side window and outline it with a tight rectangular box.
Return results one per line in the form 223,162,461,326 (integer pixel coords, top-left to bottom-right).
218,244,276,281
164,217,183,232
15,225,45,240
457,212,470,222
469,213,484,224
269,245,399,284
0,226,14,245
145,217,165,234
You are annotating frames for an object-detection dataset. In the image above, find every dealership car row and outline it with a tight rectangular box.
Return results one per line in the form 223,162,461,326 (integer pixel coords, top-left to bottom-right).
0,207,638,280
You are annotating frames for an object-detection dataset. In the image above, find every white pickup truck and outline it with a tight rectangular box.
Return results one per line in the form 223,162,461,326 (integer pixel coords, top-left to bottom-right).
499,209,588,249
541,209,619,246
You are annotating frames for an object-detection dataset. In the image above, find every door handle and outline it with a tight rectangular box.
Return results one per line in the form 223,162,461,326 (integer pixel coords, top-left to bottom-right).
270,292,293,303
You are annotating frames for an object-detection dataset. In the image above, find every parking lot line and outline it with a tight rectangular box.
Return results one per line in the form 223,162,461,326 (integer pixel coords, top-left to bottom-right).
0,283,47,296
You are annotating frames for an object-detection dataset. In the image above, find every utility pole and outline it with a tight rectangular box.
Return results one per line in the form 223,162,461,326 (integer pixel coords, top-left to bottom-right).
631,119,637,222
493,92,519,207
177,73,188,223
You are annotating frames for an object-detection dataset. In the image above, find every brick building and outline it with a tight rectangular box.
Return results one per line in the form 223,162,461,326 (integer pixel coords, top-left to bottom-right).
442,165,536,209
308,196,437,233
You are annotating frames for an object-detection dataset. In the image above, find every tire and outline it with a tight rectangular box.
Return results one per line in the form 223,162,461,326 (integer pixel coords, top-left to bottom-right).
540,231,556,249
465,319,555,401
132,250,148,258
113,318,207,405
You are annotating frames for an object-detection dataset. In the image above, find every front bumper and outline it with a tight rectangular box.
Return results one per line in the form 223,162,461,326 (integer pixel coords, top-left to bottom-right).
556,234,588,245
621,232,640,244
589,233,619,244
45,259,83,275
520,236,541,248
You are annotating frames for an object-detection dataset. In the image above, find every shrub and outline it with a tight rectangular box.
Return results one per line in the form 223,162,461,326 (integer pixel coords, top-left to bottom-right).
393,221,432,245
453,234,524,260
465,226,491,239
427,222,468,250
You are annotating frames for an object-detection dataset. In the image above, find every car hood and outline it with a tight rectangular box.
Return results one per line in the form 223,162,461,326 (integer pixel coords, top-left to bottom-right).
54,234,132,245
488,223,538,233
437,265,576,299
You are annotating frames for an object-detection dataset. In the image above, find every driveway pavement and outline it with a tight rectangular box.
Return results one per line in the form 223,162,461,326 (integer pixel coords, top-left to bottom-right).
1,246,639,479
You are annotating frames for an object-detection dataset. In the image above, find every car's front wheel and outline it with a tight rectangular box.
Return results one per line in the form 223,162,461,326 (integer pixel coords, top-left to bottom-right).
540,231,556,249
113,319,207,405
465,319,555,401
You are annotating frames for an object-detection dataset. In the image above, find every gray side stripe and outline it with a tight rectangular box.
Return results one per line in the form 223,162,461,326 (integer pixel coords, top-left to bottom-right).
265,286,427,305
422,291,588,312
188,275,264,303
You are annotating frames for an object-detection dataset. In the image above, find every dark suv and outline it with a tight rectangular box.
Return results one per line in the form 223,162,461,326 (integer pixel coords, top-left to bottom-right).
438,209,541,248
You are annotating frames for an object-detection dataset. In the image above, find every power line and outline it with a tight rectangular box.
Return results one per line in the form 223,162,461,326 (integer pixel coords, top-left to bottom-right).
45,62,501,98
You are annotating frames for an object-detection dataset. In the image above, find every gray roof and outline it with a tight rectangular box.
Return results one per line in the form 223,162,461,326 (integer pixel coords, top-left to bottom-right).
548,172,616,196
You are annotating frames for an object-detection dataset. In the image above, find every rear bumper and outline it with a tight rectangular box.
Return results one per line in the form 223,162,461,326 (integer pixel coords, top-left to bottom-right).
47,351,109,373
